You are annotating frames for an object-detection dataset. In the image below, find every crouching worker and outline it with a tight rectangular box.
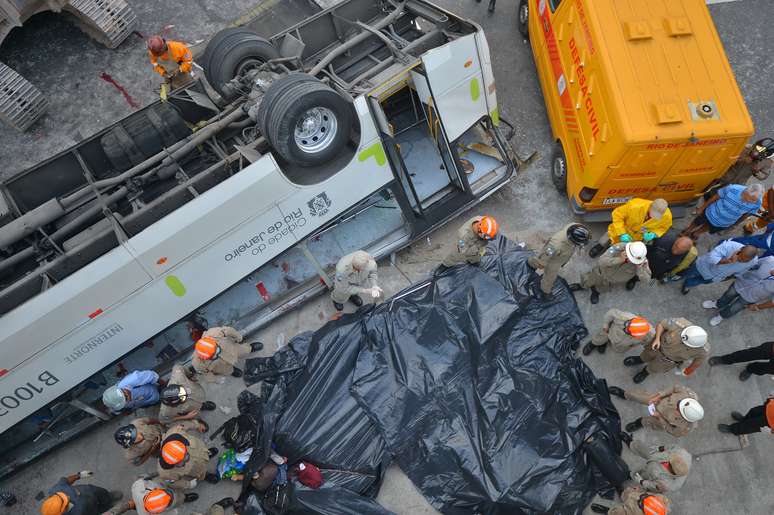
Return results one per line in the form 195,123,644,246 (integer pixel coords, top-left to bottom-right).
114,418,165,466
442,215,498,267
330,250,382,311
104,477,199,514
191,327,262,381
159,363,216,425
157,424,220,489
590,485,671,515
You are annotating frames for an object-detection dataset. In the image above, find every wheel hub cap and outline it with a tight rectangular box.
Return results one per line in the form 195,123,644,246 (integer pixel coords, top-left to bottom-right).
294,106,338,153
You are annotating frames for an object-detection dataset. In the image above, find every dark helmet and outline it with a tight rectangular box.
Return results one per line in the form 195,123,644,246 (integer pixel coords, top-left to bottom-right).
114,424,138,448
751,138,774,160
566,223,591,246
160,385,188,406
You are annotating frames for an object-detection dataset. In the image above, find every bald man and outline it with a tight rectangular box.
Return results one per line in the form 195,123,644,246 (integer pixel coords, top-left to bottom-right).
646,231,697,283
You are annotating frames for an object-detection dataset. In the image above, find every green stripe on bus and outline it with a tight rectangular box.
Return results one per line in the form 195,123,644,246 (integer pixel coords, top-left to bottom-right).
165,275,186,297
470,78,480,101
491,107,500,126
358,142,387,166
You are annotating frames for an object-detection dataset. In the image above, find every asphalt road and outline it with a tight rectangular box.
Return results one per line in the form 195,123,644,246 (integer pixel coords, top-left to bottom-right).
1,1,773,514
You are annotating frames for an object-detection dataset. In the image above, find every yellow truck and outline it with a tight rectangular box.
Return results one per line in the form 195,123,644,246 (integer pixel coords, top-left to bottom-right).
518,0,754,216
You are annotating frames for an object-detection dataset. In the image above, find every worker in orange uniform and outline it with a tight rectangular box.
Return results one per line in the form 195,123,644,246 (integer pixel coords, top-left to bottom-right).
442,215,499,267
589,198,672,258
147,35,194,89
590,484,671,515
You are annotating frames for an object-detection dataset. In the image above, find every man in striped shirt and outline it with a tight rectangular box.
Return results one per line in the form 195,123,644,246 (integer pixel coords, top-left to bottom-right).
683,183,764,239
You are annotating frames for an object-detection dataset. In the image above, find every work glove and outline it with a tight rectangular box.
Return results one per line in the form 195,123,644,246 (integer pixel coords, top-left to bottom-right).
78,470,93,478
643,231,657,242
370,286,384,299
619,234,633,243
674,367,688,377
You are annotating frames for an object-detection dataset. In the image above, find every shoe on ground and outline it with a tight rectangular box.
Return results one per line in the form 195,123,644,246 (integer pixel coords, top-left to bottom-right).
702,300,717,309
626,418,643,432
231,368,243,378
625,277,638,291
205,472,220,484
569,283,584,292
333,300,344,311
590,503,609,514
589,244,605,258
109,491,123,502
739,368,752,381
208,447,219,458
708,357,724,366
216,498,235,509
623,356,644,367
633,368,649,384
596,342,607,354
681,285,690,295
488,0,495,11
201,401,216,411
250,341,264,352
608,386,625,399
184,493,199,503
582,342,595,356
198,419,209,433
717,424,733,434
619,431,633,447
710,315,723,326
590,288,600,304
349,295,363,307
731,411,744,422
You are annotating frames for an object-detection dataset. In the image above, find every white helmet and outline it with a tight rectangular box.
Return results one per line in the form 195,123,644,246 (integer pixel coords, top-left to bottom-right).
625,241,647,265
681,326,708,348
678,398,704,422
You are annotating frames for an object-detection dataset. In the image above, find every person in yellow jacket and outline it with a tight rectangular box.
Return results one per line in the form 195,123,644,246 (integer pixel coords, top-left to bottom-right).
589,198,672,258
147,35,193,88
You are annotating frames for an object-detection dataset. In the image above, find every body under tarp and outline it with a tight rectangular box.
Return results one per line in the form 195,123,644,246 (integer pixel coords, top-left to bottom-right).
243,237,623,514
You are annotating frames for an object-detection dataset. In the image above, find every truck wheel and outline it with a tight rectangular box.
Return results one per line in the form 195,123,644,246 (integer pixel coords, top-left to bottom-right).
263,78,354,167
551,142,568,193
203,29,279,96
256,73,319,139
518,0,529,39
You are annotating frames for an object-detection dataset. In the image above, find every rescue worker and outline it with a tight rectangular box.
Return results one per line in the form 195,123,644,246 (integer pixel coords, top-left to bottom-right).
104,477,200,514
147,35,193,88
191,326,261,381
608,384,704,437
644,231,696,283
330,250,382,311
114,418,165,466
442,215,498,267
619,434,691,494
679,241,758,295
682,183,764,239
102,369,162,415
590,485,671,515
582,310,654,355
717,395,774,436
716,137,774,186
157,423,220,489
159,363,216,424
39,470,123,515
710,341,774,382
570,241,650,304
742,185,774,233
622,319,709,384
527,223,591,294
588,198,672,258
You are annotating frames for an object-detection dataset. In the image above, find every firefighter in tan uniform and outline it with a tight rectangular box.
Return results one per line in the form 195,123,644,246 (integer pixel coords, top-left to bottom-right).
442,215,498,267
591,485,671,515
330,250,382,311
609,384,704,437
104,477,200,514
157,423,220,489
527,223,591,294
583,310,654,355
570,242,651,304
114,418,165,466
623,319,709,384
159,364,216,424
623,437,692,494
191,327,261,381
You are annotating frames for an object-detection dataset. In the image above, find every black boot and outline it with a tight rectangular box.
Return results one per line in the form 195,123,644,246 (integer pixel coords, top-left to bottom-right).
349,295,363,307
201,401,216,411
231,367,243,378
205,472,220,484
596,342,607,354
708,356,725,366
608,386,625,399
625,276,638,291
184,493,199,503
717,424,734,434
582,341,595,356
333,300,344,311
633,367,649,384
623,356,644,367
589,287,600,304
208,447,219,458
488,0,496,12
619,431,633,447
739,368,752,381
590,504,610,514
588,244,605,258
626,418,643,432
250,341,264,352
569,283,584,292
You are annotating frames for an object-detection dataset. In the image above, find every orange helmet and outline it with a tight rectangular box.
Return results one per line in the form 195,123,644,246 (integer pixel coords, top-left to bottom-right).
639,494,668,515
143,489,173,513
147,35,166,55
625,317,651,339
40,493,69,515
477,216,499,240
161,440,188,465
195,336,219,360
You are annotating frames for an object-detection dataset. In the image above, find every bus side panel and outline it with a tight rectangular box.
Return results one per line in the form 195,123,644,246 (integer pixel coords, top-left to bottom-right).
473,32,499,124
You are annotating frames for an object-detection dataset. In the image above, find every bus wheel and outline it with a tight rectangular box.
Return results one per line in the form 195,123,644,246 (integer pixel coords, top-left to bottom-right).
202,28,279,97
551,142,568,193
518,0,529,39
262,75,354,167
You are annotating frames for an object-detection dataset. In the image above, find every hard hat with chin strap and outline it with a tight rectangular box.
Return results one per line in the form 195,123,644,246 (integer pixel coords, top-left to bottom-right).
681,326,707,348
40,492,69,515
625,241,647,265
678,398,704,423
195,336,220,360
161,385,188,406
102,385,127,411
624,317,651,339
143,488,173,513
477,216,498,240
638,493,668,515
114,424,138,448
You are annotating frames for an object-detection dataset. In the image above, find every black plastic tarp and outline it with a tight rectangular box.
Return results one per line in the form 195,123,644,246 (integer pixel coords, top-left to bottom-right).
244,237,622,514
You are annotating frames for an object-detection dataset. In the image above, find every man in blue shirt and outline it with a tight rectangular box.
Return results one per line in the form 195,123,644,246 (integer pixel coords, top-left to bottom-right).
680,241,758,294
102,369,162,414
683,183,764,239
701,256,774,327
734,222,774,258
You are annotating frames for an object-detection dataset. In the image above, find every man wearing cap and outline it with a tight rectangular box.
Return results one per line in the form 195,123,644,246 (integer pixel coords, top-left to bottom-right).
717,394,774,436
622,318,709,384
105,477,200,514
679,241,758,295
157,423,220,489
710,341,774,382
619,435,692,494
570,242,651,304
583,309,654,355
701,255,774,326
159,363,216,424
191,326,261,382
528,223,591,294
102,369,161,415
114,418,165,466
330,250,382,311
40,470,123,515
590,484,671,515
442,215,498,267
588,198,672,258
608,384,703,437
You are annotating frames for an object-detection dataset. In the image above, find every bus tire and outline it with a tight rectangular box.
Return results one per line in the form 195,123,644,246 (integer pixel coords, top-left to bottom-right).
551,142,568,193
264,79,354,167
256,73,319,140
203,30,279,96
518,0,529,39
